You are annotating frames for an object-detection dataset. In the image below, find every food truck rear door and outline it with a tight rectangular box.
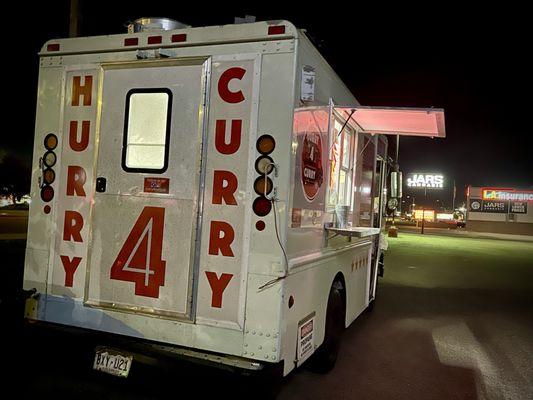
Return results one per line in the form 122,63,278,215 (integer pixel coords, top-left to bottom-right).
85,59,208,321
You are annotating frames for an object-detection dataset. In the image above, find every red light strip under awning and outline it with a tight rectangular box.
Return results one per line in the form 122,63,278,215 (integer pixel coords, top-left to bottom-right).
335,106,446,138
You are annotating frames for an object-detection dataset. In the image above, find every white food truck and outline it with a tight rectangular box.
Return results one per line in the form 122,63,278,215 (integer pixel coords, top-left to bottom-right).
23,17,445,380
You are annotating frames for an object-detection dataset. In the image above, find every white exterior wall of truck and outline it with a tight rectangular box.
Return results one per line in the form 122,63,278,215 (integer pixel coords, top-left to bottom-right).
24,20,445,377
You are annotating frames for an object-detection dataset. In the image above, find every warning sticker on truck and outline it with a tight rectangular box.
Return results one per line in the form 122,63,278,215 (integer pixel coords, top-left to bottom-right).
297,312,316,362
143,177,170,194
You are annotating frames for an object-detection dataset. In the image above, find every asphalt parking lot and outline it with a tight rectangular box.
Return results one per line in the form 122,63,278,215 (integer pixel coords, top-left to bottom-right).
279,233,533,400
3,232,533,399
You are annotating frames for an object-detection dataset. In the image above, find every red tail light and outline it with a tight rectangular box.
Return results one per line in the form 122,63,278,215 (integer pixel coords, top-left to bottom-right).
41,186,54,202
47,43,60,52
124,37,139,46
171,34,187,43
268,25,286,35
253,196,272,217
148,36,162,45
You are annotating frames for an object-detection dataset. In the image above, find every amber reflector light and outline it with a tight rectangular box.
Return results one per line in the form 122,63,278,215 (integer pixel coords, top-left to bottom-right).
256,135,275,155
254,177,273,196
44,133,58,150
43,168,55,185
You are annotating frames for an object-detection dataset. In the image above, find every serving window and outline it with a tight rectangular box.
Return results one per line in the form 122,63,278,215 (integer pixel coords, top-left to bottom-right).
327,117,355,208
353,134,376,227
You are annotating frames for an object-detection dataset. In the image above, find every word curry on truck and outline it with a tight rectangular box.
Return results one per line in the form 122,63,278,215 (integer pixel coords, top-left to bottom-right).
23,17,445,381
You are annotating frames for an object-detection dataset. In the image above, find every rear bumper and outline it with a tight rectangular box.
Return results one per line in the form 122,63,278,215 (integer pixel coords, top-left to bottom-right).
23,319,271,373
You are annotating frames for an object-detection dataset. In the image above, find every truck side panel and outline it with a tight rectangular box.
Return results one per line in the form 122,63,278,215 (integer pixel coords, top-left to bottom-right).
278,32,375,376
24,66,65,295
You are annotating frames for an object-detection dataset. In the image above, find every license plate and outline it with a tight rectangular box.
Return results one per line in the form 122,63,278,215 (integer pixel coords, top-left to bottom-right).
93,348,133,378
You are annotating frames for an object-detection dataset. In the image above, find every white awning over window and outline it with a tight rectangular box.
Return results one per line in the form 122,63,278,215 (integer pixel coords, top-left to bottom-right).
335,106,446,138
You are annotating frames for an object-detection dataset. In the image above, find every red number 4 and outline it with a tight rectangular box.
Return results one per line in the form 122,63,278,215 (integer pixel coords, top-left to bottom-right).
110,207,166,298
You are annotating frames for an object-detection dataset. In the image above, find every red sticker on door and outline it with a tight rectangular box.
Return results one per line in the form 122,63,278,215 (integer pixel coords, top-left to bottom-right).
144,177,170,194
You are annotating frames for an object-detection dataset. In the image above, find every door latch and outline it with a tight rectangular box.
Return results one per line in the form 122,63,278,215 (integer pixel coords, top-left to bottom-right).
96,177,107,193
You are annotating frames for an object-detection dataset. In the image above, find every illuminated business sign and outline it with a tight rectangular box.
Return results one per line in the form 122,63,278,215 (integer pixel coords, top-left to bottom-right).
482,188,533,202
510,202,527,214
406,173,444,189
413,209,435,221
469,198,528,214
481,200,508,213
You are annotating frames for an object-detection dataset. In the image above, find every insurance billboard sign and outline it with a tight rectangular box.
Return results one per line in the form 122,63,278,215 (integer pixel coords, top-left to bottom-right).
482,188,533,202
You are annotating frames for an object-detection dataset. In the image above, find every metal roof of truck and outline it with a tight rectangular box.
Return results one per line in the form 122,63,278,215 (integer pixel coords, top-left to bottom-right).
40,20,298,56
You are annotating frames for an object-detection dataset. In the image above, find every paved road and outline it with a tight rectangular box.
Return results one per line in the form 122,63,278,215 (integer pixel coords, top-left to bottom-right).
4,233,533,399
0,210,28,239
278,233,533,400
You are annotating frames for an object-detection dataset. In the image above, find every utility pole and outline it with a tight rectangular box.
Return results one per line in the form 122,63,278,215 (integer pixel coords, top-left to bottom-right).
69,0,82,38
452,179,456,211
392,135,396,227
421,186,427,234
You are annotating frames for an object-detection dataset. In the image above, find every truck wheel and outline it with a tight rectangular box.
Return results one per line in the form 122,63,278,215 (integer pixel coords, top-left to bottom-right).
307,283,345,373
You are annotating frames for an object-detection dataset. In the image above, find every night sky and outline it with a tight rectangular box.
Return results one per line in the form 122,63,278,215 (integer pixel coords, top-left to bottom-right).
5,2,532,208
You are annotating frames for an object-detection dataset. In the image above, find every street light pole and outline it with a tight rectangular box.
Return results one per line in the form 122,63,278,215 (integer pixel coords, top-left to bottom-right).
421,186,427,234
452,179,456,211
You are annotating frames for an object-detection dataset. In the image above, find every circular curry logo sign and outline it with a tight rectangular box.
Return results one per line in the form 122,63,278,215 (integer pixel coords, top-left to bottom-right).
301,133,324,201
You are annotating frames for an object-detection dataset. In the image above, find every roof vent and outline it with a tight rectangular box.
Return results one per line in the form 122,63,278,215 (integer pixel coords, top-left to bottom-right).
234,15,256,24
127,18,189,33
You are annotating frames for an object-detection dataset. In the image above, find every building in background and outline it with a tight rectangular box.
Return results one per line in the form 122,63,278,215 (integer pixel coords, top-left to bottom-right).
467,186,533,235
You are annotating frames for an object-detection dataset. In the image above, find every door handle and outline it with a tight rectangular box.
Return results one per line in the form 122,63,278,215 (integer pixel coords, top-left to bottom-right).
96,177,107,193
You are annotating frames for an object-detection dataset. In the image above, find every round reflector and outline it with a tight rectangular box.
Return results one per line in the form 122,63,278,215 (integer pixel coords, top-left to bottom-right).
256,135,275,155
255,155,274,175
44,133,58,150
40,185,54,202
43,168,55,185
43,151,57,168
252,196,272,217
255,220,266,231
254,176,273,196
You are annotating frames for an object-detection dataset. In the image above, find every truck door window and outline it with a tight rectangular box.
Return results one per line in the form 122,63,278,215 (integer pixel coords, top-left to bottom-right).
122,89,172,173
353,134,376,227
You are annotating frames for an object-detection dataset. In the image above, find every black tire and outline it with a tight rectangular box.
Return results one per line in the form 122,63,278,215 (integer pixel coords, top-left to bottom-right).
307,283,345,373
